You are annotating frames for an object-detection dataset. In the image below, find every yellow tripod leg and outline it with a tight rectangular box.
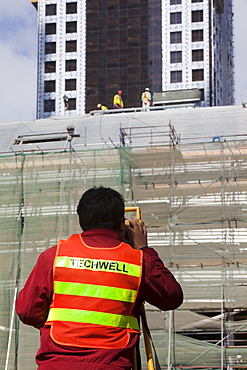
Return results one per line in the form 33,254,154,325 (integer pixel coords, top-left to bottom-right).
141,305,155,370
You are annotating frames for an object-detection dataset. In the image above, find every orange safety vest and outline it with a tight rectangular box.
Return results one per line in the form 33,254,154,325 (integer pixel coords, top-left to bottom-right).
46,234,143,348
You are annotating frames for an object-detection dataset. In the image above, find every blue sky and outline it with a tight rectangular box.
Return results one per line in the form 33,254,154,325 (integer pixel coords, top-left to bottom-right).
0,0,246,123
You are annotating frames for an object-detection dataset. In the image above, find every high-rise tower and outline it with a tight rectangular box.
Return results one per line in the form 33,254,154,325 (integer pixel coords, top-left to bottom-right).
161,0,234,107
31,0,234,118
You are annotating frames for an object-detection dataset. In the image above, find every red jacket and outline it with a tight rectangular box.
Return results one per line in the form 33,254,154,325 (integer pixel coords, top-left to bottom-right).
16,229,183,370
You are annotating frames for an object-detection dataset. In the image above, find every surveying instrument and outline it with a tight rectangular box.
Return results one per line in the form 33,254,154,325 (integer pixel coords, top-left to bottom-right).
125,207,160,370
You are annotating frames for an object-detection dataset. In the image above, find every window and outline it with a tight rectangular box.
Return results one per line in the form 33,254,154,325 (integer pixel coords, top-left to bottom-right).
65,79,76,91
170,12,182,24
170,51,182,63
171,70,182,83
45,42,56,54
192,29,203,42
44,80,55,93
67,98,76,110
192,49,204,61
45,61,56,73
46,4,56,16
44,100,55,112
199,88,204,100
170,31,182,44
66,40,77,52
65,60,77,72
66,21,77,33
170,0,181,4
66,2,77,14
192,0,203,2
192,69,204,81
192,10,203,22
45,23,56,35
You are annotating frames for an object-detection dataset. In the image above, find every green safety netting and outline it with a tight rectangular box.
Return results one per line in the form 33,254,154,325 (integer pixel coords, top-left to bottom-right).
1,141,247,369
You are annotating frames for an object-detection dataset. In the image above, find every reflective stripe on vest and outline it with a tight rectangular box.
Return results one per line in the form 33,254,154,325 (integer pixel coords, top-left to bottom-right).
53,280,137,302
55,256,141,277
47,307,139,330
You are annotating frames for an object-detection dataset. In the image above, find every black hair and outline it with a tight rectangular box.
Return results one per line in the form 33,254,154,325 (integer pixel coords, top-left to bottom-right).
77,187,125,231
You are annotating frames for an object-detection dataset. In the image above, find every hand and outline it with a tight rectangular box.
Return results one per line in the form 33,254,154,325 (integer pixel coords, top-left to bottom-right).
125,219,147,250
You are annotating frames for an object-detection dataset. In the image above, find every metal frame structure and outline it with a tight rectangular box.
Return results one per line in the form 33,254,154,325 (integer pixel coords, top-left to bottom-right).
1,125,247,368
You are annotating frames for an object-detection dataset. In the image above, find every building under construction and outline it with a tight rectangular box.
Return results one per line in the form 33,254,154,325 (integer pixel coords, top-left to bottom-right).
1,104,247,369
31,0,234,117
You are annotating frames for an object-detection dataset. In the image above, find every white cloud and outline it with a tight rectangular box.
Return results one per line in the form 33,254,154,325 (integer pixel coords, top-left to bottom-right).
0,0,37,123
0,39,37,122
233,0,247,104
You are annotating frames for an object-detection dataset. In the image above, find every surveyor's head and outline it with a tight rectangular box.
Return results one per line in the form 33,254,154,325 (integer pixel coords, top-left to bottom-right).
77,186,125,231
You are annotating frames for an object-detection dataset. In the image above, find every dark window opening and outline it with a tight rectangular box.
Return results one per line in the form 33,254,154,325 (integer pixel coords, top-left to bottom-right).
171,70,182,83
66,21,77,33
192,69,204,81
45,61,56,73
14,129,79,145
65,60,77,72
45,23,56,35
199,88,204,100
46,4,56,16
170,0,181,4
192,0,203,2
45,42,56,54
44,80,55,93
170,51,182,63
67,98,76,110
192,49,204,62
65,79,76,91
192,29,203,42
192,10,203,22
44,99,55,112
66,2,77,14
66,40,77,52
170,12,182,24
170,31,182,44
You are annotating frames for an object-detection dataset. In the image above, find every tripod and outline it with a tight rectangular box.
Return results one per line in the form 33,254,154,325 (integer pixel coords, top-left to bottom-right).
125,207,160,370
133,305,155,370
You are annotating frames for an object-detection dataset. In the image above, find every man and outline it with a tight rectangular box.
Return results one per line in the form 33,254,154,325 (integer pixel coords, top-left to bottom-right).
113,90,124,109
97,103,108,111
16,187,183,370
141,88,152,109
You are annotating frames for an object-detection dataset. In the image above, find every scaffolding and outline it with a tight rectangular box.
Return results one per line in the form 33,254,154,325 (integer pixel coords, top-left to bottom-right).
1,128,247,369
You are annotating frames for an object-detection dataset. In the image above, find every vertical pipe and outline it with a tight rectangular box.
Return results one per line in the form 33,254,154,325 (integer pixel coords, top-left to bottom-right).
221,284,224,370
167,310,172,370
5,287,18,370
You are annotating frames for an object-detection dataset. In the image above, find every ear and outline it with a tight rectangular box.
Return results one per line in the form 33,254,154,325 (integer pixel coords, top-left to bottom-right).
117,218,126,240
119,218,126,233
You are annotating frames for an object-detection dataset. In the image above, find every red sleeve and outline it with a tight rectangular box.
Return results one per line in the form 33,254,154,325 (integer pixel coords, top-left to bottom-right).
137,248,183,310
15,246,56,328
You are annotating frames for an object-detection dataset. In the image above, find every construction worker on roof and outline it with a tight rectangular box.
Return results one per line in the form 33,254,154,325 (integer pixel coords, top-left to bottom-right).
16,186,183,370
113,90,124,109
141,87,152,109
97,103,108,111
